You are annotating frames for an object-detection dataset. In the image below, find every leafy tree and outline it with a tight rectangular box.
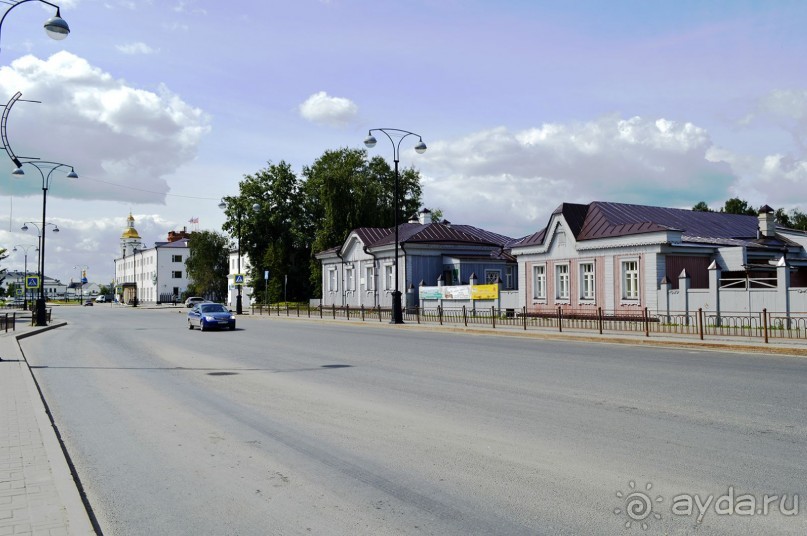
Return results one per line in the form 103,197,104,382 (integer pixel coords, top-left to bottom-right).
426,207,444,222
721,198,757,215
185,230,229,301
302,148,422,295
775,208,791,227
692,201,712,212
224,161,308,303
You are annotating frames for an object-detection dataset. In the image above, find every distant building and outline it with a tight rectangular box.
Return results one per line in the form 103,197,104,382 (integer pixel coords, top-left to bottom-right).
113,213,192,304
225,250,255,308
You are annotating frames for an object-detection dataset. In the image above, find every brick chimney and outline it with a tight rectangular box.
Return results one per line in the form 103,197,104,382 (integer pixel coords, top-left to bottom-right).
167,226,192,242
758,205,776,238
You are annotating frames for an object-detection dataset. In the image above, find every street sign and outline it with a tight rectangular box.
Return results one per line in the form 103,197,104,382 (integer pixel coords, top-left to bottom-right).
264,270,269,280
15,288,22,296
26,276,39,289
234,274,245,286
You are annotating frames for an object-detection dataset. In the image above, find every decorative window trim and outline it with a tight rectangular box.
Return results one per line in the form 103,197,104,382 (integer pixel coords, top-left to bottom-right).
484,269,501,285
555,263,570,303
621,258,640,301
365,266,375,291
532,264,546,302
579,261,596,302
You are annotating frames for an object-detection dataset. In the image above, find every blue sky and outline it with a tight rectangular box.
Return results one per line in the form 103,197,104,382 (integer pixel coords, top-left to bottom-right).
2,0,807,284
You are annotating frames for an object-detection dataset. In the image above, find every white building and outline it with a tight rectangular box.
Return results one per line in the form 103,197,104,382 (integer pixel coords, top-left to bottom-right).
225,249,255,308
113,214,193,304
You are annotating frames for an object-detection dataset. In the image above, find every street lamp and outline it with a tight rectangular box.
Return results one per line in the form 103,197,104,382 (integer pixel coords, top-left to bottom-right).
363,128,427,324
219,197,259,315
15,160,77,325
73,264,88,304
12,243,36,309
0,0,71,53
21,220,57,312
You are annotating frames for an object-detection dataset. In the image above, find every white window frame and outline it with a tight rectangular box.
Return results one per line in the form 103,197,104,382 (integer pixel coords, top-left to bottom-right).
365,266,375,291
622,259,640,300
555,263,570,301
172,271,182,279
384,265,394,291
172,254,182,263
580,262,595,301
532,264,546,300
328,269,338,292
345,267,355,291
505,266,514,290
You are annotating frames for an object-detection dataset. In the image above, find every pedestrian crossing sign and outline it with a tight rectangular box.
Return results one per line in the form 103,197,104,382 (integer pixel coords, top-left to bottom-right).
234,274,245,286
15,288,22,296
26,276,39,289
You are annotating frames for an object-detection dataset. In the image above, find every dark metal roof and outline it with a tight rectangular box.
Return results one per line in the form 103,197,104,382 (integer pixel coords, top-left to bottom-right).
353,227,392,247
517,201,771,247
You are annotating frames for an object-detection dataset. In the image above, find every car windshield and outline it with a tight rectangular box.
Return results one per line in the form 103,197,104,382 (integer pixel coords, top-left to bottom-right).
199,304,227,313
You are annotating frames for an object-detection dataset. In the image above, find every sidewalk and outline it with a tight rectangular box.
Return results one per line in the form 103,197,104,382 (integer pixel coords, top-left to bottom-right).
0,318,95,536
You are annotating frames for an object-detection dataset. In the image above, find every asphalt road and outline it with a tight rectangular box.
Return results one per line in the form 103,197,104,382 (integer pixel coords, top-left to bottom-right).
19,305,807,535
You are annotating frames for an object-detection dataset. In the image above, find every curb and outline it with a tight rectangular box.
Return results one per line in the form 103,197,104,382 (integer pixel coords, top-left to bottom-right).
4,323,98,535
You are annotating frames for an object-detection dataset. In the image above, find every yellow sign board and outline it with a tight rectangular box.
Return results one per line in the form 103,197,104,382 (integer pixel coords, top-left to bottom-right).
471,284,498,300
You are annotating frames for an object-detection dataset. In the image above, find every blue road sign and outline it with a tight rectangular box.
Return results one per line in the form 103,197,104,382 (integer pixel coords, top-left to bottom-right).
234,274,245,286
26,276,39,289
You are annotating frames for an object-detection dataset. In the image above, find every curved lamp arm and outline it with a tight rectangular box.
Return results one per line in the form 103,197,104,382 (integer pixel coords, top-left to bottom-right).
0,0,70,53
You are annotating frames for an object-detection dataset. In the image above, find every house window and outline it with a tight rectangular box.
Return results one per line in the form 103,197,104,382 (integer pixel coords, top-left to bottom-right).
580,262,595,300
328,269,338,292
485,270,501,285
172,271,182,279
622,260,639,300
384,265,394,290
505,266,514,290
346,267,355,291
532,265,546,300
365,266,375,291
555,264,569,300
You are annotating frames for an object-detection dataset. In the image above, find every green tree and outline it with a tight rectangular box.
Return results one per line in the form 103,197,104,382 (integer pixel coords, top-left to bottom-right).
224,161,308,303
721,198,757,215
301,148,423,295
185,230,229,301
692,201,712,212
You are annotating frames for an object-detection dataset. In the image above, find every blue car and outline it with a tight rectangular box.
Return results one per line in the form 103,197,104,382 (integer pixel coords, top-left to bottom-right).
187,302,236,331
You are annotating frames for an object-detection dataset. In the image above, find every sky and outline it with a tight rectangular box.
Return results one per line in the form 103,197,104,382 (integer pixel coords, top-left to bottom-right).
2,0,807,285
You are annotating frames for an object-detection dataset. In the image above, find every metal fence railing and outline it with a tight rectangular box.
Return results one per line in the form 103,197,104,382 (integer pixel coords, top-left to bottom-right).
251,304,807,344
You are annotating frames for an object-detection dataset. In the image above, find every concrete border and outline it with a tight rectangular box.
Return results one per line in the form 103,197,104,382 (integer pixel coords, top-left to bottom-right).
6,322,99,535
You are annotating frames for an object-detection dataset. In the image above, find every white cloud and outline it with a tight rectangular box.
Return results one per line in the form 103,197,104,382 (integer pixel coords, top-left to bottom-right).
0,52,211,203
116,42,159,55
419,115,736,237
298,91,358,127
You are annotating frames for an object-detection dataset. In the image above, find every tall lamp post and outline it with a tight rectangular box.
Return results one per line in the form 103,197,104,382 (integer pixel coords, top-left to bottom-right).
14,161,77,325
0,0,71,53
73,264,88,303
21,220,58,312
363,128,427,324
219,198,259,315
12,243,36,309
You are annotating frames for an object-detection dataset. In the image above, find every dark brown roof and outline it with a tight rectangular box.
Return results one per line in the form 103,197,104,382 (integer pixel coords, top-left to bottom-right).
353,227,391,247
516,201,767,247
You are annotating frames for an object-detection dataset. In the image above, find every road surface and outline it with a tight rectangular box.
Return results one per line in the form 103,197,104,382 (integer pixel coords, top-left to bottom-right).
20,305,807,535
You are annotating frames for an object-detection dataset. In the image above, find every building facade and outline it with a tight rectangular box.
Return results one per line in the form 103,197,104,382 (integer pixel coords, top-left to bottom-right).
113,214,192,304
511,202,807,317
316,210,518,309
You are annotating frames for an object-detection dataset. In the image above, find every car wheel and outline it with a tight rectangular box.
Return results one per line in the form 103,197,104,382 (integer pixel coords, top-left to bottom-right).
200,320,206,332
188,320,193,330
